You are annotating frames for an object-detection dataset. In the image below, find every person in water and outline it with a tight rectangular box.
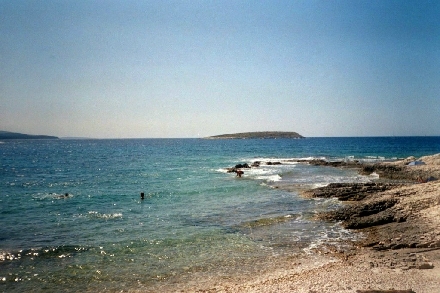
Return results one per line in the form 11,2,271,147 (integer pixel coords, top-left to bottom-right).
235,170,244,177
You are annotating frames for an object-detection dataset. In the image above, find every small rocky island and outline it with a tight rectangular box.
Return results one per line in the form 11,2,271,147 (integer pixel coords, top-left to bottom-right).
0,131,59,140
205,131,304,139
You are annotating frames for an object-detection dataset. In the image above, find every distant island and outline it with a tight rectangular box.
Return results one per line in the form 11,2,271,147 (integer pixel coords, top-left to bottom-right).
204,131,304,139
0,131,59,140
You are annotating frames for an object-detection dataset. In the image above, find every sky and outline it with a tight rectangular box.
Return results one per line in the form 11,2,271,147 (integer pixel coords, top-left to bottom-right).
1,0,439,138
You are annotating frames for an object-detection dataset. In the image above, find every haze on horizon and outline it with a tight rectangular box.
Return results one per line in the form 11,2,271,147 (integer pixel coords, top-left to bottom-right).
1,0,439,138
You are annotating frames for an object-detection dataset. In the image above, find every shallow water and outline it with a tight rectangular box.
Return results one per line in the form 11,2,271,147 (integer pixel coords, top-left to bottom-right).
1,137,439,292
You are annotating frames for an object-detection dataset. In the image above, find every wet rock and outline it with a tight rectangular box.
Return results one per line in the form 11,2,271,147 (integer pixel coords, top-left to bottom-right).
251,161,261,167
320,198,397,221
305,159,361,168
266,161,281,165
360,164,406,180
304,183,404,201
344,210,397,229
226,163,251,172
235,163,250,169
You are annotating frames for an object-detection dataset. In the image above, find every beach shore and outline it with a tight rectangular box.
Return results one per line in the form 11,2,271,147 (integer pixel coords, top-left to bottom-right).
184,154,440,293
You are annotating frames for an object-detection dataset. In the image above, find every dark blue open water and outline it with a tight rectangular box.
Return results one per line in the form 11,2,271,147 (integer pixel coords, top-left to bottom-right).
1,137,439,292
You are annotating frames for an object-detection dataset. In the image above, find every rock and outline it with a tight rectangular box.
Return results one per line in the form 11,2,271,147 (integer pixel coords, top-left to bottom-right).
360,160,440,182
403,156,417,164
298,157,440,256
305,159,361,168
364,241,380,247
266,161,281,165
360,164,407,180
251,161,261,167
345,211,396,229
419,153,440,165
319,198,397,221
416,242,433,248
390,243,408,250
235,163,250,169
417,262,434,269
305,183,404,201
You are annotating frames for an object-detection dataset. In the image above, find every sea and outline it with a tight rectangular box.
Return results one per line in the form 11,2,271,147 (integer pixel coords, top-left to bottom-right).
1,137,440,292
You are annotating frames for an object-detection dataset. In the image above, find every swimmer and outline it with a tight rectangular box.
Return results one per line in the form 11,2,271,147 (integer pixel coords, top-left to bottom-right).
55,193,69,198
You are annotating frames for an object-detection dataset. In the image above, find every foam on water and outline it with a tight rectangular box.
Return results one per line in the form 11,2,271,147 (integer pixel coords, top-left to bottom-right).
83,211,123,220
223,155,373,189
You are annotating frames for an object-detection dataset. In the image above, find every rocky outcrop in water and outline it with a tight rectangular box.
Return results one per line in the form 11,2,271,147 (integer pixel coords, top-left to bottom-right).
226,161,283,173
302,159,362,168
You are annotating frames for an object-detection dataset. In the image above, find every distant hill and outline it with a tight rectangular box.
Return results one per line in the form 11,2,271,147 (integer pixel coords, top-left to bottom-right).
205,131,304,139
0,131,59,140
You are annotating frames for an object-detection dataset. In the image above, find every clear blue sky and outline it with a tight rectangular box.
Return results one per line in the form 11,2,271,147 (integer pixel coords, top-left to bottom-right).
1,0,439,138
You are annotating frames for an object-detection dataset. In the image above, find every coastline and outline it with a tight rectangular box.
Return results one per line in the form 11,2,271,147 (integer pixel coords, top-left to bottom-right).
3,138,440,292
183,154,440,292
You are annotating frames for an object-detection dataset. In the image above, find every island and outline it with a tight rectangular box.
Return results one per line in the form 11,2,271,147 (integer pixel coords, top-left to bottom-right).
0,131,59,140
204,131,304,139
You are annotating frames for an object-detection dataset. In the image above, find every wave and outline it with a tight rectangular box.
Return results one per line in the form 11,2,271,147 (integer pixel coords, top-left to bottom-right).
75,211,123,220
303,224,365,255
219,157,302,183
256,174,282,182
220,155,374,187
0,245,89,262
87,211,123,219
31,192,73,200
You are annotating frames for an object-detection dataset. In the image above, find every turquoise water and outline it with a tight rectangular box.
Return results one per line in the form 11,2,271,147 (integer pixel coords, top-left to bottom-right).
1,137,440,292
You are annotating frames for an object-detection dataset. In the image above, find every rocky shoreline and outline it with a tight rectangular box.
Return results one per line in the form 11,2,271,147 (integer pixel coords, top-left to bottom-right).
296,154,440,292
301,155,440,251
201,154,440,292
